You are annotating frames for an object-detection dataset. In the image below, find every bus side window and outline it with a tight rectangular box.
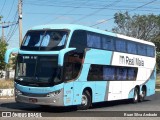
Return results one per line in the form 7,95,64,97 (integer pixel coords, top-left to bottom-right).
87,33,101,49
102,36,115,51
63,52,82,81
137,44,147,56
117,67,127,80
115,39,127,53
147,45,155,57
103,66,115,80
69,30,87,54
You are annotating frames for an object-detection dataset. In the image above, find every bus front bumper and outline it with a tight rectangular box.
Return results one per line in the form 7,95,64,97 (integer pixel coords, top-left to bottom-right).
15,89,64,106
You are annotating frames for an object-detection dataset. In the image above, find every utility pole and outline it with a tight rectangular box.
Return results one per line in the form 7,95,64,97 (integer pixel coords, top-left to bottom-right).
18,0,22,47
0,22,13,42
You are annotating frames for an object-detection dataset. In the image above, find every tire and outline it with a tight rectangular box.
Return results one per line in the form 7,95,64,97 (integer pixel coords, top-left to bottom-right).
132,87,139,103
77,90,91,110
139,88,146,102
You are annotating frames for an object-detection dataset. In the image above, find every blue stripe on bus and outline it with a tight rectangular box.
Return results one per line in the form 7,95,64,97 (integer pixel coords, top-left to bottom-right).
84,49,113,65
15,83,64,94
19,50,59,55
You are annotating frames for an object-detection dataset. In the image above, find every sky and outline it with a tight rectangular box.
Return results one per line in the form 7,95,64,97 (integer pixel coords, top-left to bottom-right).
0,0,159,49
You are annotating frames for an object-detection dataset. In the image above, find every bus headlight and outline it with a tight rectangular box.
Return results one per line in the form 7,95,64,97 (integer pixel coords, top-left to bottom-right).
47,89,62,97
15,89,22,95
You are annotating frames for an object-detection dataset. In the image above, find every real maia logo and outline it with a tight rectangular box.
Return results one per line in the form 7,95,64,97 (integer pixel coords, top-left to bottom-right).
119,55,144,66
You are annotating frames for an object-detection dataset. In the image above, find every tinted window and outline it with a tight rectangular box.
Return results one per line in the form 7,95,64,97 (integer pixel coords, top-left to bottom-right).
128,68,137,80
127,42,137,54
87,65,103,80
21,30,68,51
87,33,101,48
147,45,155,57
102,36,115,51
69,30,87,53
117,67,127,80
103,67,115,80
115,39,126,52
138,44,147,56
87,65,138,81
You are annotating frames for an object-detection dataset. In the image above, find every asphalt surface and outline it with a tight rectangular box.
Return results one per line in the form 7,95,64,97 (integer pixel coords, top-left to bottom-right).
0,92,160,118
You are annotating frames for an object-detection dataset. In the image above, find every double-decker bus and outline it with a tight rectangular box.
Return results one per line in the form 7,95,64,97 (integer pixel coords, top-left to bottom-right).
5,24,156,110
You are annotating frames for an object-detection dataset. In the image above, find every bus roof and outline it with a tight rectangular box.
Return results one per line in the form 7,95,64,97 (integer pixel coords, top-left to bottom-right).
31,24,155,46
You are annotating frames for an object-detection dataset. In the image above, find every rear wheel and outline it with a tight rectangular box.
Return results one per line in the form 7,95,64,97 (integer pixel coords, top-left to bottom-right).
77,90,91,110
139,88,146,102
132,87,139,103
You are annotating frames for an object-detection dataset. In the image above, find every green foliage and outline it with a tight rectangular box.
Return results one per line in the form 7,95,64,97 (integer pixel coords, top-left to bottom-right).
156,52,160,73
113,12,160,41
151,35,160,73
0,40,7,77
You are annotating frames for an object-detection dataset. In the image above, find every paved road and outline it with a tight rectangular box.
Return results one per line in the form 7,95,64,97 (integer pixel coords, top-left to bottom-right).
0,92,160,118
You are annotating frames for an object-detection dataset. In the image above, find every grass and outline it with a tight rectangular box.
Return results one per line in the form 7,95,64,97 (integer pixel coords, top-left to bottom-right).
0,79,14,89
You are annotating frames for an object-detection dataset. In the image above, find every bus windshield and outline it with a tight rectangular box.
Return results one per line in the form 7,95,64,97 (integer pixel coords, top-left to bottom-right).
15,55,62,87
21,30,69,51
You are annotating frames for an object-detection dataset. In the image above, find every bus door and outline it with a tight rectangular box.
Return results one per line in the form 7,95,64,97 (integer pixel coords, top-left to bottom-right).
64,82,74,106
63,62,74,105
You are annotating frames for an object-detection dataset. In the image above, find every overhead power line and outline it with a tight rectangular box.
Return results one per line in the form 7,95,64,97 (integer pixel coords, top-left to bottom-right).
0,0,7,15
5,0,16,21
6,10,18,42
70,0,121,24
46,0,90,24
90,0,158,27
6,24,18,43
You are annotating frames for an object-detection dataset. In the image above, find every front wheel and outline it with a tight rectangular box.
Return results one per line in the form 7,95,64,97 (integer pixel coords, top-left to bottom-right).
77,90,91,110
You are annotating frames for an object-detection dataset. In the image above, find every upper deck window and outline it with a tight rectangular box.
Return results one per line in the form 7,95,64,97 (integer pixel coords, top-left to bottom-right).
21,30,69,51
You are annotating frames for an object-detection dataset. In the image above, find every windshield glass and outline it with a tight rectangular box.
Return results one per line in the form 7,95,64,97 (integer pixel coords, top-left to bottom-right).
21,30,69,51
15,55,62,87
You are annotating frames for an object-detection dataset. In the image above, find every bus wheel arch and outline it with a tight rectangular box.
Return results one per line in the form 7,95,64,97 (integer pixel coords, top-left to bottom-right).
132,85,140,103
139,85,147,102
77,87,92,110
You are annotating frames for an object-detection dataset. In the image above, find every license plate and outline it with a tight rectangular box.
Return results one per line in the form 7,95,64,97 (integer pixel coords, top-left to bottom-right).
29,98,37,103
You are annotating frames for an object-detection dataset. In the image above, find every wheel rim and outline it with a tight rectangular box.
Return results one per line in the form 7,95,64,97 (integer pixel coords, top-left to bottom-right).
142,91,146,98
81,95,88,106
134,91,138,101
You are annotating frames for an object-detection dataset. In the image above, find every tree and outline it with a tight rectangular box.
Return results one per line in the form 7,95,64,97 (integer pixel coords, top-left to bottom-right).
151,34,160,73
113,12,160,73
0,40,7,78
112,12,160,41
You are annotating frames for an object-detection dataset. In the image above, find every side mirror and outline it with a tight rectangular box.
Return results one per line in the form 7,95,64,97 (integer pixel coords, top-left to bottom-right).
5,48,19,63
58,48,76,66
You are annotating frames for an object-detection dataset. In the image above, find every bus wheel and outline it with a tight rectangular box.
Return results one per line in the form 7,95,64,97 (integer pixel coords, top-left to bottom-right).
78,90,91,110
132,87,139,103
139,88,146,102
